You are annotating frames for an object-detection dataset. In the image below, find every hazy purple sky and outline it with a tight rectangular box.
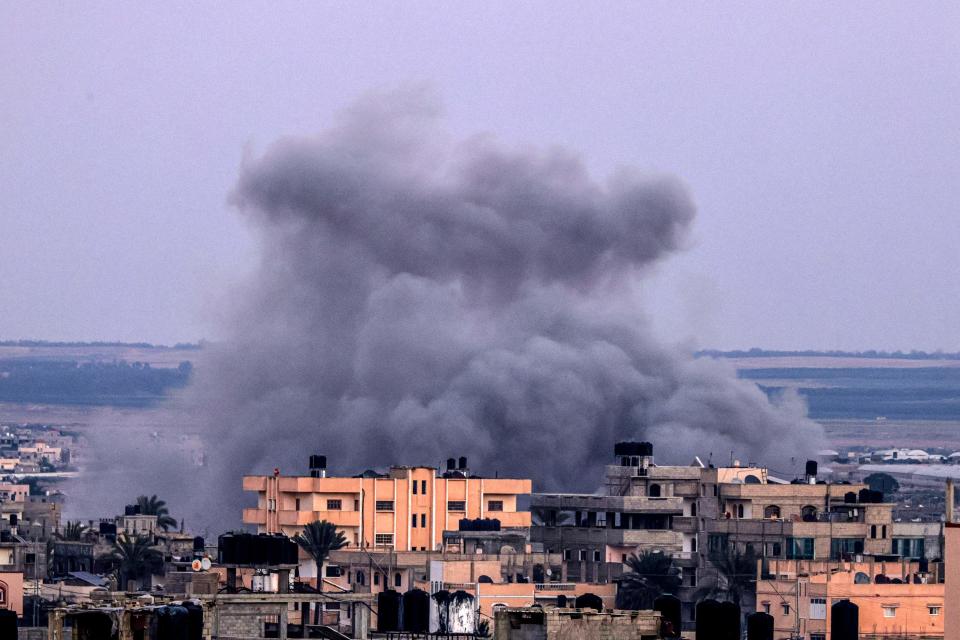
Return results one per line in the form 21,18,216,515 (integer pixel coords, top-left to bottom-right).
2,3,959,350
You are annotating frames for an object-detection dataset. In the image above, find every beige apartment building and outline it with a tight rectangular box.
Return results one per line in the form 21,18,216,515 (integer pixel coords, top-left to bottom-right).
243,456,532,552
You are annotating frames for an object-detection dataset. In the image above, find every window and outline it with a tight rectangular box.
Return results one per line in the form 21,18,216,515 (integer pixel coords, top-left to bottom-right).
412,514,418,528
801,505,818,522
691,502,697,517
448,500,466,511
929,606,942,616
649,483,661,497
691,537,698,553
786,537,814,560
892,538,926,559
595,511,607,527
762,603,770,614
325,565,341,577
412,481,418,495
327,499,342,510
830,538,865,560
811,635,826,640
708,535,728,553
421,514,426,528
564,549,572,560
764,505,781,519
356,571,365,585
354,500,359,511
488,500,504,512
770,542,782,557
736,504,744,518
375,501,394,511
295,498,301,510
883,606,897,618
781,603,790,615
882,525,887,538
421,480,427,494
810,598,826,619
871,525,877,538
395,572,402,587
374,573,380,586
593,550,601,562
375,533,394,546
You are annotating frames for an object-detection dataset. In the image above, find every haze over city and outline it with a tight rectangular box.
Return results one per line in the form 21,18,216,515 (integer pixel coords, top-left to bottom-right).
2,4,960,639
4,3,960,351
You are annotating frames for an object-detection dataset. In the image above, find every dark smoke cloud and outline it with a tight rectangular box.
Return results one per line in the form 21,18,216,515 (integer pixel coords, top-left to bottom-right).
76,88,825,528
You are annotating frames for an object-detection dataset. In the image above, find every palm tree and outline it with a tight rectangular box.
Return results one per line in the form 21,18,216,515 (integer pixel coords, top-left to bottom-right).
135,494,177,531
56,520,88,541
697,546,757,608
616,551,681,610
294,520,348,580
100,533,162,591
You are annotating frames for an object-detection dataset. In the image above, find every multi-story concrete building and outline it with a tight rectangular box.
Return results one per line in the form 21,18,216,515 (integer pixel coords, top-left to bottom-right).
242,456,532,552
531,442,899,631
757,559,943,639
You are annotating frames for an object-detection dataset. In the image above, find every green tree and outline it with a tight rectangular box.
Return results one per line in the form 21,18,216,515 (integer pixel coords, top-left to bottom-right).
135,494,177,531
100,533,162,591
697,546,757,607
294,520,348,579
56,520,88,541
616,550,681,610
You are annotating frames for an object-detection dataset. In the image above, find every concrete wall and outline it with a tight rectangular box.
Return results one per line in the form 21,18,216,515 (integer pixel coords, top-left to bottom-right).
494,607,661,640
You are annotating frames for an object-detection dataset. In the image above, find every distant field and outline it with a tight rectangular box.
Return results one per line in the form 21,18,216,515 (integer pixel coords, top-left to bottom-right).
0,343,197,407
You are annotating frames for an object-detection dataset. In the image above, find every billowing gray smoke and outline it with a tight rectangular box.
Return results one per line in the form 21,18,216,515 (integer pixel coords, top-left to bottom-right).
77,89,825,529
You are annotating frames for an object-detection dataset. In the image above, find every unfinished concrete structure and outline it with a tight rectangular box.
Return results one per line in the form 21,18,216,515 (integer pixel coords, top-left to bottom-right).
493,606,662,639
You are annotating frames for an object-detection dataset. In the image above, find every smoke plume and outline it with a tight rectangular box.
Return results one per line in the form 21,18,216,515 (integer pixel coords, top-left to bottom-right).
79,88,825,528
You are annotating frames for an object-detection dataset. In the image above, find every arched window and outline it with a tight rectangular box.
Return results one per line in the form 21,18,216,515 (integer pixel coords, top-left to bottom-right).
356,571,365,586
764,505,781,519
871,525,877,538
691,502,698,517
801,506,818,522
649,484,661,498
394,572,402,587
881,525,887,538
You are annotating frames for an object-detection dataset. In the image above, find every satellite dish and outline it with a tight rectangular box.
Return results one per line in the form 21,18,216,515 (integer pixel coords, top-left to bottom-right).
191,559,202,572
201,557,212,571
545,569,552,577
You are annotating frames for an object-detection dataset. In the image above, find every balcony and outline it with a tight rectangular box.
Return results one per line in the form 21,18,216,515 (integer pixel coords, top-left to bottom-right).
533,494,684,514
242,508,266,525
672,516,698,533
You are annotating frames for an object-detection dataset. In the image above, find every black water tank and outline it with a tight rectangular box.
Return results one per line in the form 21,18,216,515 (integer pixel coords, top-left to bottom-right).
234,533,252,565
250,534,270,565
844,492,857,503
125,504,136,516
182,601,204,640
805,460,818,477
871,489,885,503
746,612,774,640
859,488,872,503
653,595,681,638
696,600,722,640
446,458,456,471
218,533,236,564
193,536,205,552
377,590,401,632
458,456,467,470
575,593,603,612
156,605,189,640
283,536,298,565
614,441,653,457
718,601,740,640
831,599,858,640
402,588,430,633
556,594,567,608
309,454,327,469
0,608,16,640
